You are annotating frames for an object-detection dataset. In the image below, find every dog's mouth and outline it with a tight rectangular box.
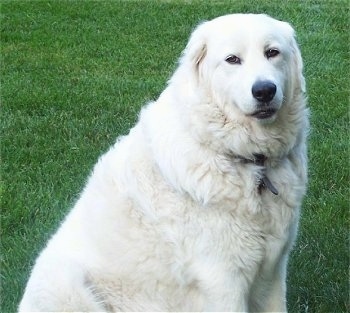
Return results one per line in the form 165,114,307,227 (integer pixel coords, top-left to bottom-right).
251,108,277,119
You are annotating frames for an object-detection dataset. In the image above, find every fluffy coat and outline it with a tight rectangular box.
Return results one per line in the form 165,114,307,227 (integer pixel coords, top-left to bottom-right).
19,14,308,312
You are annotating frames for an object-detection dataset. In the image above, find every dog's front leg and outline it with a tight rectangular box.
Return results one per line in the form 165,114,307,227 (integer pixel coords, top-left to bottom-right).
197,268,251,312
205,289,249,312
259,257,288,312
248,246,289,313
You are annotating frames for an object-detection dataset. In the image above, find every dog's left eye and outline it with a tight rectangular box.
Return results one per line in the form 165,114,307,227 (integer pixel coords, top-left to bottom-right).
225,55,241,64
265,49,280,59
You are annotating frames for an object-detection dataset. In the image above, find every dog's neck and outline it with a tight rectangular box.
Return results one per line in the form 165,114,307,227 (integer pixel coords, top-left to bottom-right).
236,153,279,195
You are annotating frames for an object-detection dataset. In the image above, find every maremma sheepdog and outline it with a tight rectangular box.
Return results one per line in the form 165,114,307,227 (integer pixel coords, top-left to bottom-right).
19,13,308,312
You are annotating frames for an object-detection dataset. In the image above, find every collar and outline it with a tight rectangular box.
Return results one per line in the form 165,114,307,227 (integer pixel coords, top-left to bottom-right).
237,153,279,195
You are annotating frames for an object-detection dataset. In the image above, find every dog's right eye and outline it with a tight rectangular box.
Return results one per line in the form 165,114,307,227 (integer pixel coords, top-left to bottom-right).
225,55,241,65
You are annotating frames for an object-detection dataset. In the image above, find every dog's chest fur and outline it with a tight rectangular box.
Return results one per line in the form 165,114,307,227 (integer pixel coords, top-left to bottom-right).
83,117,302,310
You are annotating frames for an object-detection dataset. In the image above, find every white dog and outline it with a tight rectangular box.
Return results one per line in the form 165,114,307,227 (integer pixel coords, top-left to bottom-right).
19,13,308,312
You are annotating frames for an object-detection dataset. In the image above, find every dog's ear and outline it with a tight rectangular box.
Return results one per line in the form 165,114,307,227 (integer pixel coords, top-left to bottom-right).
281,21,306,93
291,35,306,93
180,21,208,75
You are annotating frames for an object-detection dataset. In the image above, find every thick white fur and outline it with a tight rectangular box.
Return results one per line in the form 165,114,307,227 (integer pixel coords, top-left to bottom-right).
19,14,308,312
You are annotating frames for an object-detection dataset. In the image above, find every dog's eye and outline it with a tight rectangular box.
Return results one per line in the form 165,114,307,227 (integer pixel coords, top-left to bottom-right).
265,49,280,59
225,55,241,64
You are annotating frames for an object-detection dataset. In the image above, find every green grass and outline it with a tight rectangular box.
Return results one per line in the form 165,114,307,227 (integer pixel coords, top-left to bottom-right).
1,0,348,312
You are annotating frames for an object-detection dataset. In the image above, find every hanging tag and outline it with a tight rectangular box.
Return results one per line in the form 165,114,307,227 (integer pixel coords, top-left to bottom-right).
262,175,279,195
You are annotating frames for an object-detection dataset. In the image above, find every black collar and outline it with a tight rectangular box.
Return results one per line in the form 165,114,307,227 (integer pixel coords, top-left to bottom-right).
238,153,279,195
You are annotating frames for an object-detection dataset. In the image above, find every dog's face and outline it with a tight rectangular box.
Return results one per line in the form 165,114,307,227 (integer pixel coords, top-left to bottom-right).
182,14,305,124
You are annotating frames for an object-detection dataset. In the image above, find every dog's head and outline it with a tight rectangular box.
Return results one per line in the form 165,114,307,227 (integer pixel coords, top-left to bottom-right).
178,14,305,125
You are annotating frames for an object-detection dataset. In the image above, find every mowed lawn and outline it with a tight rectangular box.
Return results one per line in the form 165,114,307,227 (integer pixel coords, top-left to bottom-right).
1,1,348,312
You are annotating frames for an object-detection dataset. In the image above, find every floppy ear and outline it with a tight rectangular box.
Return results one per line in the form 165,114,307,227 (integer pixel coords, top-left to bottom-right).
290,35,306,93
180,21,208,76
281,21,306,93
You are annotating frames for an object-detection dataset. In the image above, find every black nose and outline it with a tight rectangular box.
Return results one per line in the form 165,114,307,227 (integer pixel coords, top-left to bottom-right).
252,81,277,103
